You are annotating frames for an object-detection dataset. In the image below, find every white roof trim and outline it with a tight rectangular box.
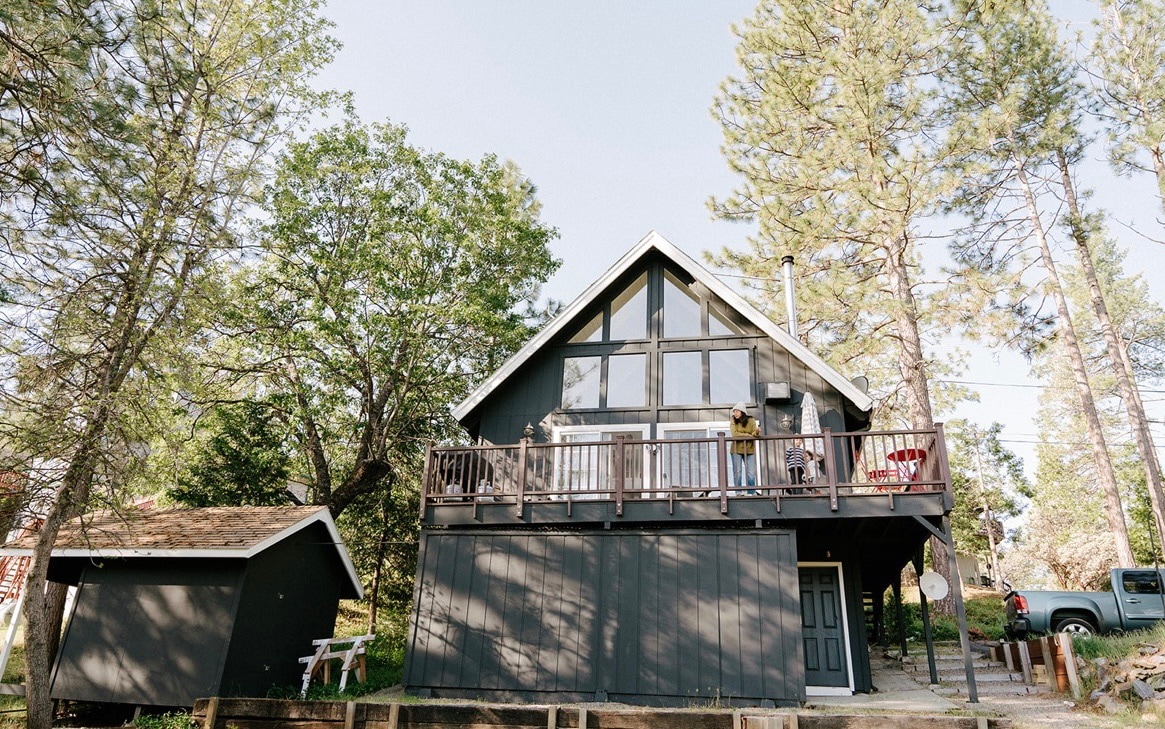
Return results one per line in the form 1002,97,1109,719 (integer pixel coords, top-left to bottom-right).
453,230,874,421
4,508,364,598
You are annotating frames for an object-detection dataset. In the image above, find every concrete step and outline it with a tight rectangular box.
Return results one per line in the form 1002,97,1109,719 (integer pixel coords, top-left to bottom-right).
903,659,994,671
932,682,1051,696
910,668,1025,683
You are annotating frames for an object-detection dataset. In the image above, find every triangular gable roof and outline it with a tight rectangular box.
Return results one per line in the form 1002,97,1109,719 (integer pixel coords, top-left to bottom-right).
454,230,874,422
0,505,363,598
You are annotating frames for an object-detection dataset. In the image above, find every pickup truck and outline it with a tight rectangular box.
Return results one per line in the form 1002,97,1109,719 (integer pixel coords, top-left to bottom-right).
1006,568,1165,639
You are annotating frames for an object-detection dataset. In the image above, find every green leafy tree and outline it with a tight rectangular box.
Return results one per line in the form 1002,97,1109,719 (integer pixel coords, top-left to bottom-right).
168,401,293,507
945,420,1027,590
0,2,335,725
226,118,559,519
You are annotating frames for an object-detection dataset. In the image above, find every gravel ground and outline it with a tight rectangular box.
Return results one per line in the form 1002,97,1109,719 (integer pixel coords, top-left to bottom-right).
971,692,1137,729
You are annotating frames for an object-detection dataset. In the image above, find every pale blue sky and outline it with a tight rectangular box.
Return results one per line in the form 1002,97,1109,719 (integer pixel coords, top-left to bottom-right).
313,1,1165,472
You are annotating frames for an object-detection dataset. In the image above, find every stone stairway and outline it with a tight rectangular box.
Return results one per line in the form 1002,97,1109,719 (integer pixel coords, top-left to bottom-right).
893,646,1050,697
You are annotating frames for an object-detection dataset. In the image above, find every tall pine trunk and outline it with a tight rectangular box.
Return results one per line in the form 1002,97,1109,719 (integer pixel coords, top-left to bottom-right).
1017,162,1135,566
1055,148,1165,557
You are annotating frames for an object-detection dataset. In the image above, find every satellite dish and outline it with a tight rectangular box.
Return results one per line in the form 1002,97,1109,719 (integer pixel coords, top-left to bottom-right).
919,571,949,600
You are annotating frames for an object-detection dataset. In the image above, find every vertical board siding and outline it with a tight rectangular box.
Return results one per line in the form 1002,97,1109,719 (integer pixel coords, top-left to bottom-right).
406,529,801,704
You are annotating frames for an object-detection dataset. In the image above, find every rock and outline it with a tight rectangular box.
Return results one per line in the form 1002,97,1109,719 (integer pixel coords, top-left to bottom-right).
1118,680,1136,695
1099,676,1113,692
1091,689,1108,702
1098,694,1124,714
1146,698,1165,715
1138,643,1160,656
1134,680,1157,700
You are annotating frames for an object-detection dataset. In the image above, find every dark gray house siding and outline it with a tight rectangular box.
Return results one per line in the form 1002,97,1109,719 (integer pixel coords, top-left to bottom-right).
219,521,349,697
405,528,804,706
52,558,243,707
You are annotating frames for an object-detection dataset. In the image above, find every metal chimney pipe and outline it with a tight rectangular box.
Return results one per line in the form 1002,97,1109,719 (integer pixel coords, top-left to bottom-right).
781,255,798,340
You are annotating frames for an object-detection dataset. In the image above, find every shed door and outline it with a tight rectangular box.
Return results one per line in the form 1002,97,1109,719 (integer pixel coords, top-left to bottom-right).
800,566,849,688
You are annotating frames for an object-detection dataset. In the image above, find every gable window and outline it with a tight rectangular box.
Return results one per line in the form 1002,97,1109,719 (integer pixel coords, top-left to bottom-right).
710,349,751,404
570,311,603,344
562,353,646,410
663,348,752,406
709,299,745,336
562,356,601,409
607,353,647,407
662,351,702,406
608,273,648,340
663,271,701,338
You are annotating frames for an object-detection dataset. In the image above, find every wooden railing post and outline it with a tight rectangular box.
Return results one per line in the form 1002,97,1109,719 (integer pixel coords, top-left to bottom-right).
717,431,729,514
933,422,954,511
821,428,838,511
420,442,434,521
614,436,625,516
516,438,529,517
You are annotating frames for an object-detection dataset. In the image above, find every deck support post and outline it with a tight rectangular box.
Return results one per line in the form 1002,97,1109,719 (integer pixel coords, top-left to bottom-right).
614,436,625,516
910,515,979,702
943,514,980,703
893,577,907,658
913,548,939,686
420,442,434,521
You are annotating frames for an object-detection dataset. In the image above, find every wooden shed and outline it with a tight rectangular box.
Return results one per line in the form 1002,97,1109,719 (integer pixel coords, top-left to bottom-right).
1,506,362,707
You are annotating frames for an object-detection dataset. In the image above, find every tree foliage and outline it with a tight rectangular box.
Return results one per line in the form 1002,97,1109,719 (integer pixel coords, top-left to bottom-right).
0,1,335,725
167,400,293,507
1090,0,1165,213
223,118,559,518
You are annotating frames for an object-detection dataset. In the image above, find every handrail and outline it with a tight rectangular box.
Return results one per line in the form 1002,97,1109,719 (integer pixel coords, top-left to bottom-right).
420,427,951,514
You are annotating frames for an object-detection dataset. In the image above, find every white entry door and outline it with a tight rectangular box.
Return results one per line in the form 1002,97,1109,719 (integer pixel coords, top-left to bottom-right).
657,422,730,496
552,425,650,499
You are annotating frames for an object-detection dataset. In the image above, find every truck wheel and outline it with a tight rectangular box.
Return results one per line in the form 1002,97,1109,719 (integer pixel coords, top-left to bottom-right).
1054,616,1096,636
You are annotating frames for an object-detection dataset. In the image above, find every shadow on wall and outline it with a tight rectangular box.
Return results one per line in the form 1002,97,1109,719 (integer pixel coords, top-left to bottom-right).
405,530,803,705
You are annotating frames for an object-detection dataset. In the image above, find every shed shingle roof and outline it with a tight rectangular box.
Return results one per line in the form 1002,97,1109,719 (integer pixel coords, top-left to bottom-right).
0,505,363,598
3,505,331,553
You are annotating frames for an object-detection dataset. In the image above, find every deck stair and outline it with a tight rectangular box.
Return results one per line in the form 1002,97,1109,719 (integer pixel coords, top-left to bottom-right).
892,644,1050,696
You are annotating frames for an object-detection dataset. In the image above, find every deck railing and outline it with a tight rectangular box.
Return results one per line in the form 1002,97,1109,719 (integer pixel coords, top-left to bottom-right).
422,426,951,517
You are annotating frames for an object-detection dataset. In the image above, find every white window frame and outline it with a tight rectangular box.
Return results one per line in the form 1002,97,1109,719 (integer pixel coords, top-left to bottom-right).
551,424,651,499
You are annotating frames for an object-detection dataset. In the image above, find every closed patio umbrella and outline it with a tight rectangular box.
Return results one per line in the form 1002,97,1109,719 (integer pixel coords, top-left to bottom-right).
800,392,824,481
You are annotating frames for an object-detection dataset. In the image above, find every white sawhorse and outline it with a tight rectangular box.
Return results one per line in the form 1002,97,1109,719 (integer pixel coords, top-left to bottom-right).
298,633,375,697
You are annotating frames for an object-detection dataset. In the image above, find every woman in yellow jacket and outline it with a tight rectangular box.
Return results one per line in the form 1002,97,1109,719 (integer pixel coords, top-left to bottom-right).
730,402,760,495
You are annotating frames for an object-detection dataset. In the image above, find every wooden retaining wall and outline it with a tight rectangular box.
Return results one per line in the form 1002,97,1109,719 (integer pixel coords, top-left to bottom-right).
990,634,1081,698
192,697,1013,729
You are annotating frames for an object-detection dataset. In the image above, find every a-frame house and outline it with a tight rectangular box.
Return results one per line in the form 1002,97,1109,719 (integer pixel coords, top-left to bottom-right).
404,231,965,706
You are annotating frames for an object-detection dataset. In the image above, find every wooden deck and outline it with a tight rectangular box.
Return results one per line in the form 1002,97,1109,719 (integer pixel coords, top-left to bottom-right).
421,426,954,526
